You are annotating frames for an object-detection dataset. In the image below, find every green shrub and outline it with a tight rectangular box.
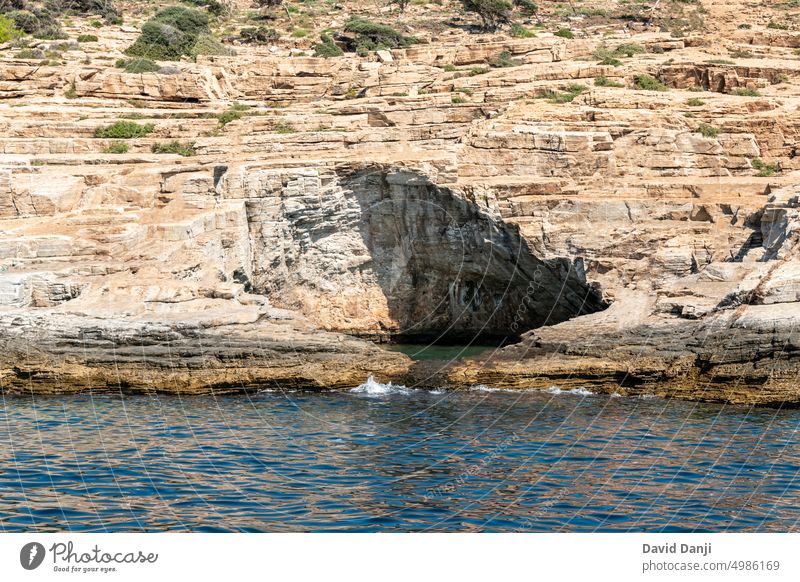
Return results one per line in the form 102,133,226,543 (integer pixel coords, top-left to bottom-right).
103,142,129,153
291,27,308,38
77,34,98,43
313,32,343,58
509,23,535,38
594,76,623,88
343,17,417,54
452,95,466,104
468,66,489,76
442,64,456,72
696,123,720,138
705,58,734,65
94,121,155,139
0,14,24,44
151,141,195,156
461,0,513,31
614,43,646,57
218,109,242,126
634,74,668,91
686,97,704,106
593,47,622,66
751,158,778,177
547,83,586,103
273,123,296,133
554,28,574,39
90,20,103,28
115,57,160,73
514,0,538,15
191,33,236,56
6,9,64,40
767,21,789,30
16,48,42,59
488,50,520,68
772,73,788,84
240,26,278,44
125,7,213,61
731,87,760,96
64,83,78,99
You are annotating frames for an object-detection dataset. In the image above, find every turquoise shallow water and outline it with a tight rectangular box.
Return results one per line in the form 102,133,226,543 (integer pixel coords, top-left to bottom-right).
1,385,799,532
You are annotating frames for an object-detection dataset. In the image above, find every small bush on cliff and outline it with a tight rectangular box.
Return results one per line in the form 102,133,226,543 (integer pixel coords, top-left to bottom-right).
686,97,704,106
594,76,623,88
313,32,343,58
546,84,586,103
217,109,242,126
151,141,195,156
125,6,213,61
116,57,161,73
752,158,779,177
696,123,720,138
343,17,417,55
0,14,23,43
731,87,760,96
488,50,521,68
634,74,668,91
509,23,535,38
103,142,129,153
461,0,512,31
77,34,98,42
554,28,574,39
240,26,278,44
94,121,155,139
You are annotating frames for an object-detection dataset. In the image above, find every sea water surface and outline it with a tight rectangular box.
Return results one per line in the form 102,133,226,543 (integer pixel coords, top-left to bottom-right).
1,379,799,532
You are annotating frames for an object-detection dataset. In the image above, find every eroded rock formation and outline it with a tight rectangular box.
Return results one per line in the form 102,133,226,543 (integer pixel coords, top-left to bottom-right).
3,0,800,403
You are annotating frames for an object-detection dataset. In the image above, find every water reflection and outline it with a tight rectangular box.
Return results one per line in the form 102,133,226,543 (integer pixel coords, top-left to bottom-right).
0,389,798,532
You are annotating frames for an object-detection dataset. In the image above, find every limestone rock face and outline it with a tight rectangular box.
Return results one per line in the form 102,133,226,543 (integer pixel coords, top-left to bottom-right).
4,1,800,403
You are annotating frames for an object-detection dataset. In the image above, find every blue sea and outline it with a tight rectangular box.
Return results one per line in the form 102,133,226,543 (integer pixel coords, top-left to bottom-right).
1,378,799,532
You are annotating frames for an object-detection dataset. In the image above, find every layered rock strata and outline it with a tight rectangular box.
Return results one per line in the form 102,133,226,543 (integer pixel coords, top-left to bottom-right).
3,2,800,404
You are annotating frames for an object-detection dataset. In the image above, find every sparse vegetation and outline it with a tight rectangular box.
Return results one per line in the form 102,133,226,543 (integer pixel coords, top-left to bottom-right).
115,57,160,73
594,76,624,88
217,109,243,126
509,23,535,38
313,32,343,58
593,47,622,66
273,123,296,134
452,95,467,104
342,17,417,55
546,84,586,103
94,121,155,139
554,28,574,39
634,74,668,91
686,97,704,106
103,142,129,154
488,50,521,68
731,87,760,96
151,141,196,156
752,158,779,177
64,83,77,99
77,34,98,43
240,26,278,45
696,123,720,138
461,0,513,31
706,59,735,65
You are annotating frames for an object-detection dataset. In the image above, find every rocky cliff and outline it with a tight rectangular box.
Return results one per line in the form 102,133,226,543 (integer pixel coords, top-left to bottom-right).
3,0,800,404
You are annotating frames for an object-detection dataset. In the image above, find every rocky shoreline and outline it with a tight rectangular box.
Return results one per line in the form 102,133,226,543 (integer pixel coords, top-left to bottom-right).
3,1,800,405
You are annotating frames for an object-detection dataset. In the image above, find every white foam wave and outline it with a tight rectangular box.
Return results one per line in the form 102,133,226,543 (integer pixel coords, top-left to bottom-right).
546,386,594,396
350,375,412,396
